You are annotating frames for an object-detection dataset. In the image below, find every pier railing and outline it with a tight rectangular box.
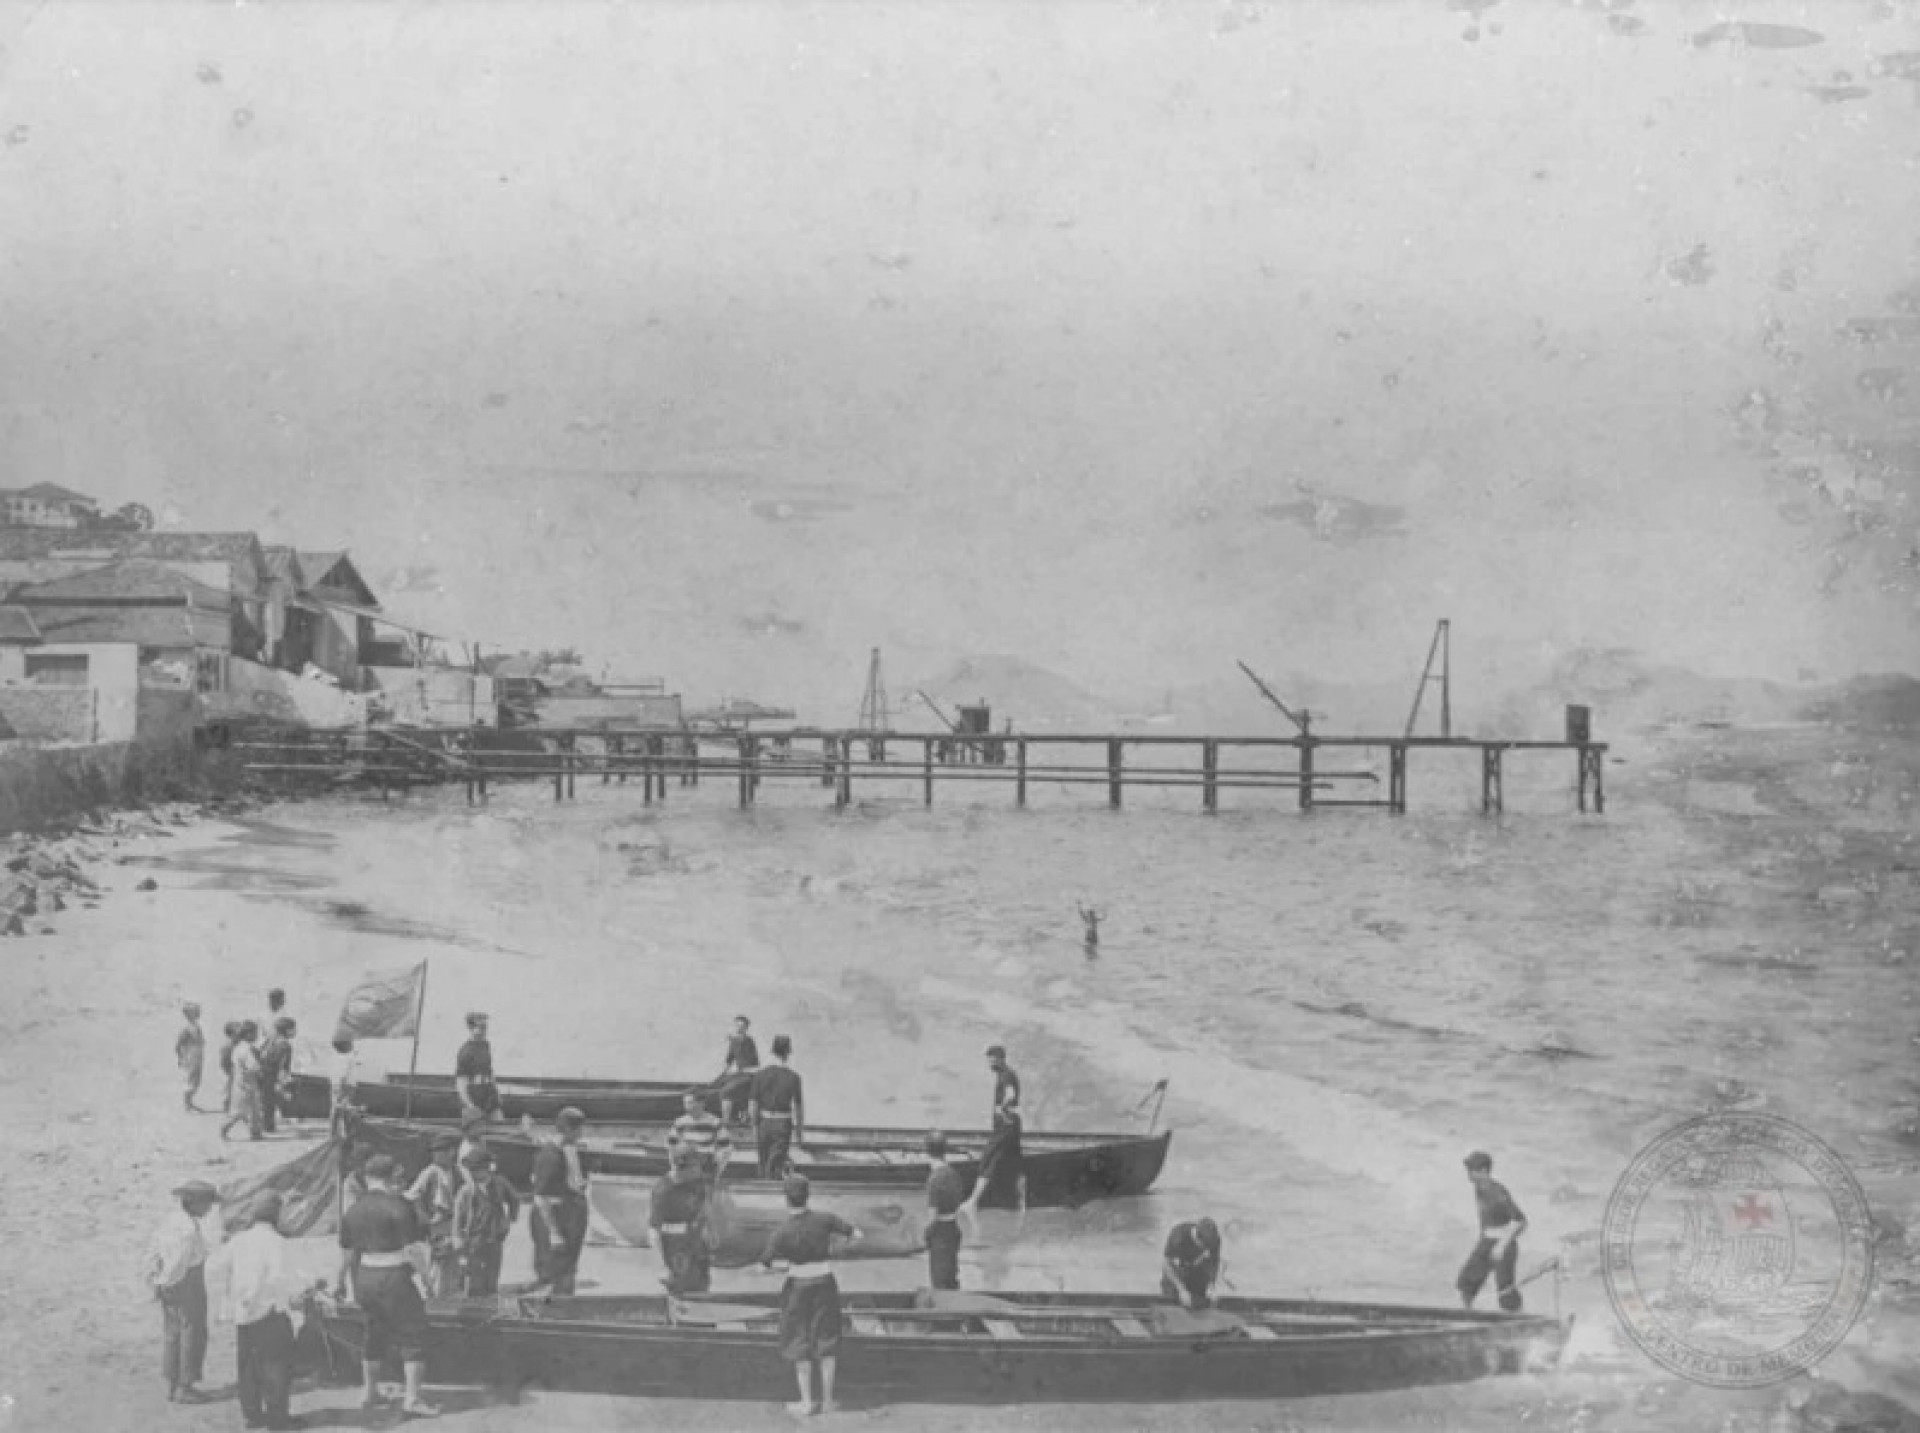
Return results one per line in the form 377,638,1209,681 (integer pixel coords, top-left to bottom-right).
229,725,1607,817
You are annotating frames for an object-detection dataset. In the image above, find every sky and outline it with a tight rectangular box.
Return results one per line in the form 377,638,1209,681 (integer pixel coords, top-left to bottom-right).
1,0,1916,718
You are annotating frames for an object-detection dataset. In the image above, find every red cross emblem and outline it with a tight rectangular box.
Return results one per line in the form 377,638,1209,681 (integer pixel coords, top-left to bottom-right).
1732,1194,1773,1229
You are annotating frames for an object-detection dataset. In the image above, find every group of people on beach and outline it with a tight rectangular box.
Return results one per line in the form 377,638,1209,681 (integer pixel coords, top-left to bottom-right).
153,994,1534,1423
173,989,303,1142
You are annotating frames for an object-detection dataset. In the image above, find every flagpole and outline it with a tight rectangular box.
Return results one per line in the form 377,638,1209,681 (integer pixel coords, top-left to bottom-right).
403,959,428,1119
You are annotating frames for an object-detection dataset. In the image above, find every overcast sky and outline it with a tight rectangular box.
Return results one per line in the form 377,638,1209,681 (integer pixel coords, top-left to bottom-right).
2,1,1915,716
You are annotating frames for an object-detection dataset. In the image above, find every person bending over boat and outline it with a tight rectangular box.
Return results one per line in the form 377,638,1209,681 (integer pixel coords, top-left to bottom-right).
334,1155,439,1418
454,1012,501,1120
716,1014,760,1126
650,1148,713,1295
964,1044,1024,1214
1161,1218,1223,1309
452,1147,518,1296
760,1174,863,1418
405,1132,463,1297
1457,1151,1528,1312
669,1089,735,1179
923,1132,966,1291
529,1107,590,1297
211,1191,325,1432
749,1035,805,1180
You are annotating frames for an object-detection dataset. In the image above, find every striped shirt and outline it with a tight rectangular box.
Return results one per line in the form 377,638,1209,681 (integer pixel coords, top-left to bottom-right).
668,1112,734,1167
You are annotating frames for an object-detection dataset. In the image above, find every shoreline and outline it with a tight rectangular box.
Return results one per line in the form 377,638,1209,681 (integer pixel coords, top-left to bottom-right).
2,759,1915,1431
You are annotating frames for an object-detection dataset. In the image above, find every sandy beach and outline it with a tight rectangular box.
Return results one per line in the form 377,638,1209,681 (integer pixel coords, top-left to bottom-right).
0,715,1915,1433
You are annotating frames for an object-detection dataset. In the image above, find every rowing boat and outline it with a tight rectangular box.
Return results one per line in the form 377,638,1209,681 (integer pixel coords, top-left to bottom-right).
347,1113,1171,1210
284,1071,706,1124
311,1287,1569,1404
587,1176,930,1262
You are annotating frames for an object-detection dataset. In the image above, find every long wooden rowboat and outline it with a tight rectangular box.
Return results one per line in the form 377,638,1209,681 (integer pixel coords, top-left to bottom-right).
312,1288,1569,1404
285,1071,710,1124
348,1114,1171,1210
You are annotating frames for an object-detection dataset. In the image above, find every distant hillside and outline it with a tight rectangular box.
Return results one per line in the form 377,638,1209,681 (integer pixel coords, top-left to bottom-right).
1796,674,1920,731
911,655,1116,728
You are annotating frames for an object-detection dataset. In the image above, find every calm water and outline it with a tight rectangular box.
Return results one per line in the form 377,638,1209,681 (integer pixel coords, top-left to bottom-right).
164,726,1917,1414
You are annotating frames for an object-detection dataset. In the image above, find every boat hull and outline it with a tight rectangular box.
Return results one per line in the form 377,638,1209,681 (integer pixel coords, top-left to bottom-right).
285,1072,704,1124
347,1114,1171,1211
312,1291,1567,1404
588,1177,929,1262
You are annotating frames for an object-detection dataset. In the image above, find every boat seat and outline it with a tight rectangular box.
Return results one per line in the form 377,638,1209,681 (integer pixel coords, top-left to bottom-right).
849,1316,887,1336
982,1319,1025,1340
1110,1318,1154,1338
1240,1324,1280,1340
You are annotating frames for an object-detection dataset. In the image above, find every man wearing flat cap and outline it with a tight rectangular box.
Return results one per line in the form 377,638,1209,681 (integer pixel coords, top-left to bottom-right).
454,1012,501,1121
336,1154,438,1418
529,1108,590,1296
1457,1150,1529,1312
406,1132,463,1296
650,1147,714,1295
211,1192,323,1431
143,1178,223,1403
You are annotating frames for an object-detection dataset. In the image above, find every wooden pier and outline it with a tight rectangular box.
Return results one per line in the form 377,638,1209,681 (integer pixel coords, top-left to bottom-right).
228,725,1607,816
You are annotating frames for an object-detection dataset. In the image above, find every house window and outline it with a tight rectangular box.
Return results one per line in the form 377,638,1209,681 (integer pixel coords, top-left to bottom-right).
25,653,90,685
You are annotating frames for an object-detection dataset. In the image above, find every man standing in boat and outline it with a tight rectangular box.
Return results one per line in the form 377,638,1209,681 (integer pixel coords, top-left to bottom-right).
923,1131,966,1291
649,1147,713,1295
452,1146,518,1296
715,1014,760,1126
335,1154,438,1418
455,1011,501,1121
669,1088,735,1180
760,1174,863,1418
405,1132,463,1297
964,1044,1024,1214
749,1034,805,1180
529,1107,590,1297
1161,1218,1223,1309
1456,1150,1529,1312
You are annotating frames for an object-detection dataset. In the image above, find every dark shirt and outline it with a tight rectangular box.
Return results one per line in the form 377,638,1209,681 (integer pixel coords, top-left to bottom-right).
531,1141,585,1201
454,1038,495,1085
1164,1221,1221,1274
257,1034,291,1080
1473,1179,1525,1234
751,1064,802,1116
926,1162,966,1217
339,1190,422,1254
649,1175,708,1229
725,1033,760,1071
762,1209,853,1266
992,1066,1022,1128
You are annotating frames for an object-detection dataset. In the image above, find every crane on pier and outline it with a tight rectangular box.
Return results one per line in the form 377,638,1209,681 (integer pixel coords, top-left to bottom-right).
1403,619,1452,739
856,648,889,734
1234,660,1312,737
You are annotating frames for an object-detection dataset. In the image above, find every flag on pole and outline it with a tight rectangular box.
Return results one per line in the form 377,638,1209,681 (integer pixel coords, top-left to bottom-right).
332,961,427,1043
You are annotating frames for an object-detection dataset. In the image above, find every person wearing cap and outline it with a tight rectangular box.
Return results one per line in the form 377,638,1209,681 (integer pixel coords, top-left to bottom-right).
649,1148,714,1295
1160,1218,1224,1310
455,1012,501,1120
336,1153,438,1417
1457,1151,1529,1311
221,1022,265,1142
529,1107,590,1296
923,1132,966,1291
406,1133,463,1297
452,1146,519,1296
256,1016,298,1135
760,1175,863,1417
210,1192,323,1431
175,1003,207,1113
143,1178,223,1403
715,1014,760,1127
748,1035,804,1180
668,1089,735,1181
964,1044,1024,1214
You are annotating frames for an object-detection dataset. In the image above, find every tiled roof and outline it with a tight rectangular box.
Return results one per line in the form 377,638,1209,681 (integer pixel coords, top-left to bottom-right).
8,559,231,608
23,605,223,649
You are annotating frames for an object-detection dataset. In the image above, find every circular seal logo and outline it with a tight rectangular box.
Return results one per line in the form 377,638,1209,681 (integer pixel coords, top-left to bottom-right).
1603,1112,1875,1388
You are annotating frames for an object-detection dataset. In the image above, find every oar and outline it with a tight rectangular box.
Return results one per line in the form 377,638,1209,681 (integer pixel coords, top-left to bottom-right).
1517,1256,1562,1289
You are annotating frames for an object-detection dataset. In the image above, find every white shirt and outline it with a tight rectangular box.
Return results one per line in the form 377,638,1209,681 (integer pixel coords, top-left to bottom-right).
144,1208,220,1291
331,1047,362,1099
210,1222,309,1325
233,1042,261,1078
